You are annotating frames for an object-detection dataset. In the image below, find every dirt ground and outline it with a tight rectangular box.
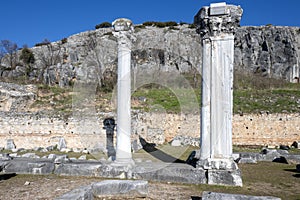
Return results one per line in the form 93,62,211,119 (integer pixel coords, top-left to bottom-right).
0,162,300,200
0,174,201,200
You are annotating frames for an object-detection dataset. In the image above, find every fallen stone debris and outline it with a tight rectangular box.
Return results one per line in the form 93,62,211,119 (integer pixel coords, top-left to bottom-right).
201,191,281,200
55,180,148,200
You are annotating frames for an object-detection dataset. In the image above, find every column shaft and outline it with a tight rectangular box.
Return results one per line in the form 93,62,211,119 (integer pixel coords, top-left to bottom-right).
116,45,132,162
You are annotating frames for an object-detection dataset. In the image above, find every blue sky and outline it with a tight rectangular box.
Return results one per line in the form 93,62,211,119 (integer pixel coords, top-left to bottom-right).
1,0,300,47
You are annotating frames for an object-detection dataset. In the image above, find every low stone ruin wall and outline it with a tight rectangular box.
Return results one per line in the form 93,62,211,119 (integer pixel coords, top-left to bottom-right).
0,111,299,149
233,113,300,146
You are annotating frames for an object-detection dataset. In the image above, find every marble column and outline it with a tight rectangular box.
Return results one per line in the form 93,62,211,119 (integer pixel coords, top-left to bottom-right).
194,3,243,186
112,18,135,165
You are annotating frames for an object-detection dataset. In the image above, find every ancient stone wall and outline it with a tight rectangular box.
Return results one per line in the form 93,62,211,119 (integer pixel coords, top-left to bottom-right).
233,113,300,146
0,112,299,149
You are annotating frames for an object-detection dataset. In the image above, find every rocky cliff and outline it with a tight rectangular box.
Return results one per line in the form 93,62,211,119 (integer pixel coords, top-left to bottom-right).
1,24,300,86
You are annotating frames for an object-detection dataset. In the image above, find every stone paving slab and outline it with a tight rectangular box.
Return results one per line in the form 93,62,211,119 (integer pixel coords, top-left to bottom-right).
202,191,281,200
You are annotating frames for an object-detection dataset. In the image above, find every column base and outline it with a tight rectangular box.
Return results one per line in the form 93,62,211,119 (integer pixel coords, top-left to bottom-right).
113,158,135,168
197,158,243,187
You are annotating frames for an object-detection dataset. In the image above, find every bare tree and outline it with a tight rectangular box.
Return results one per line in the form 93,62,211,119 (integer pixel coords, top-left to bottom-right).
36,39,62,68
35,39,62,84
0,47,5,66
0,40,18,69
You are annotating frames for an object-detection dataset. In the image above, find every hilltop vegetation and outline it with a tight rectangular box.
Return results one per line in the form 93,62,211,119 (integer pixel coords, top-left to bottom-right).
14,70,299,115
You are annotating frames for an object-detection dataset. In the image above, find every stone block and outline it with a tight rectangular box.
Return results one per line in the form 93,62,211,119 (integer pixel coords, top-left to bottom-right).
54,155,69,164
171,139,181,147
285,155,300,164
54,162,103,177
78,155,87,160
197,158,238,170
5,139,16,150
132,139,143,152
3,158,54,175
0,153,12,161
202,191,281,200
207,169,243,186
92,180,148,198
133,163,207,184
240,152,264,162
22,153,40,159
58,137,67,150
232,153,240,161
55,185,93,200
238,157,257,164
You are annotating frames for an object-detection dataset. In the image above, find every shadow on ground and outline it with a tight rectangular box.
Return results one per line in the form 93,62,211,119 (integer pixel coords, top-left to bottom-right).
0,173,17,181
284,168,300,178
139,137,186,163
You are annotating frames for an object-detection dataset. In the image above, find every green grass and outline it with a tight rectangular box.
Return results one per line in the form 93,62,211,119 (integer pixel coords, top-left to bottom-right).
234,87,300,114
191,162,300,199
132,87,200,113
4,71,300,115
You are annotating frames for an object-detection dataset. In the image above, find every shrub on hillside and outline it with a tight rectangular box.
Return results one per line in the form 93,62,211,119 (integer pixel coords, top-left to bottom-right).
35,39,51,47
95,22,112,29
61,38,68,44
20,47,35,65
142,21,178,28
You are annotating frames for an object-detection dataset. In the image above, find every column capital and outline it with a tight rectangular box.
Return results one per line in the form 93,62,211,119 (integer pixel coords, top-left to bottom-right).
194,3,243,37
113,18,133,32
112,18,135,50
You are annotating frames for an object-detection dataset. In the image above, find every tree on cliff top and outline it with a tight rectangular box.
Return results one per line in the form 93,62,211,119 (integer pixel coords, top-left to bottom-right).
0,40,18,69
20,46,35,78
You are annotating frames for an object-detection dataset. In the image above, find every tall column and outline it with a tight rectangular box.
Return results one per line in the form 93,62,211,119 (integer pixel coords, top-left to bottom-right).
195,3,243,186
112,18,135,165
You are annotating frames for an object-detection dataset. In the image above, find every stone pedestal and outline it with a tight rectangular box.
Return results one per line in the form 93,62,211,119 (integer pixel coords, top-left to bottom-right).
197,158,242,186
112,18,135,166
194,3,243,186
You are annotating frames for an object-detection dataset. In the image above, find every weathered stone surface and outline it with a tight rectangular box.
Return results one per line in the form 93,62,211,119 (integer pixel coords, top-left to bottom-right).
55,185,93,200
5,139,16,150
21,153,40,159
197,158,243,186
207,169,243,186
1,112,300,150
0,82,36,112
58,137,67,150
1,20,299,87
92,180,148,198
133,162,207,184
261,148,281,161
2,158,54,174
0,153,12,161
54,155,70,164
284,154,300,164
238,157,257,164
54,161,103,176
194,3,243,37
171,135,199,147
202,191,281,200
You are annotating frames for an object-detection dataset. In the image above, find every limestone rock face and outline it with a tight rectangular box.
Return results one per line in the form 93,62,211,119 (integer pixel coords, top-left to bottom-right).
235,26,300,82
0,82,36,112
1,24,299,85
